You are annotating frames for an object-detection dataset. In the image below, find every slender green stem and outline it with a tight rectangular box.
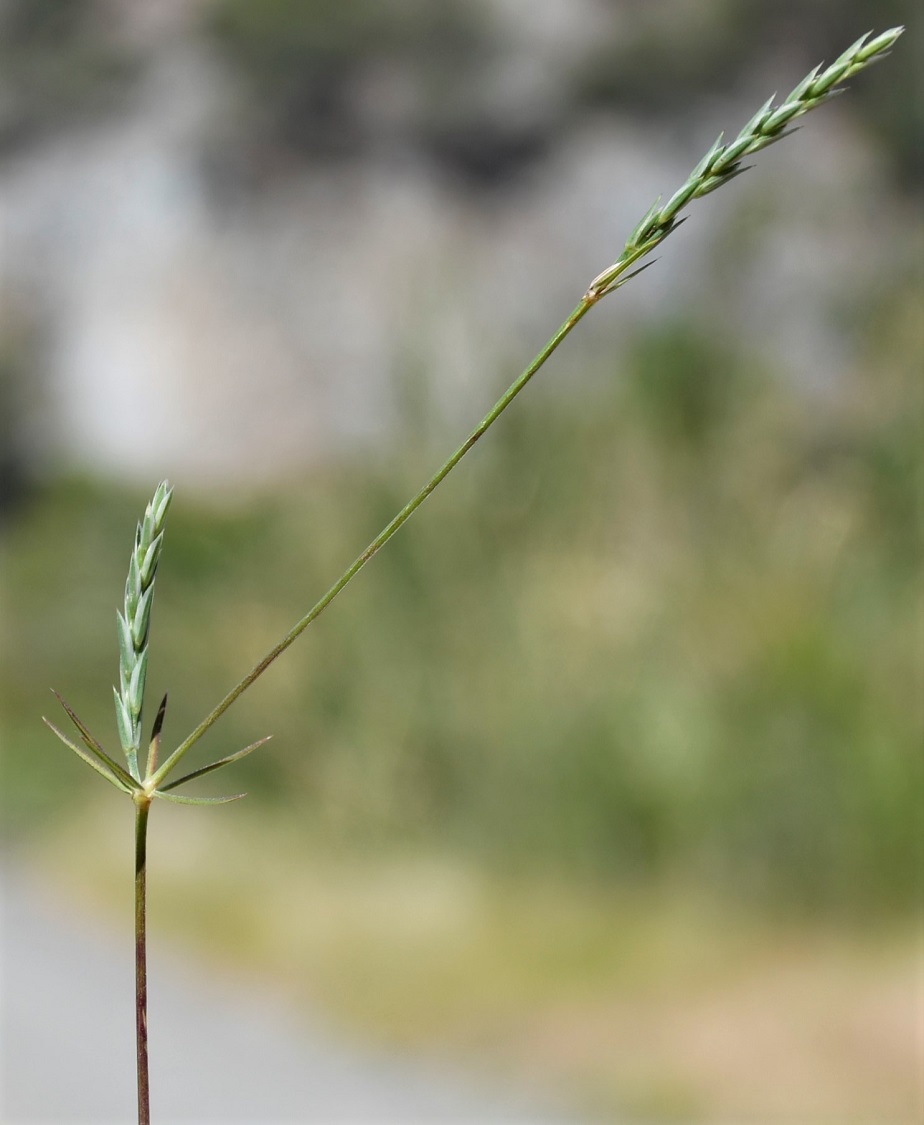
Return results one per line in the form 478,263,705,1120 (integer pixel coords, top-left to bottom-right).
150,297,594,788
134,796,151,1125
150,24,904,792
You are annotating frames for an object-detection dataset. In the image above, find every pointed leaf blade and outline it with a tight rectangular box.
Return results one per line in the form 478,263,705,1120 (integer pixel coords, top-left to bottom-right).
154,791,247,805
43,717,134,794
600,258,659,297
146,693,168,777
54,690,139,788
159,736,272,792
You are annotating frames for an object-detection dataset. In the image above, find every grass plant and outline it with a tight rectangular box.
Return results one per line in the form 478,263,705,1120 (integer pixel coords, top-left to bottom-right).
41,28,903,1124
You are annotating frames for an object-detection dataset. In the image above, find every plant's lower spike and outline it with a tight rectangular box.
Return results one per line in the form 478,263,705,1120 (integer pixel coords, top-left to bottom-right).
116,480,173,764
113,687,139,776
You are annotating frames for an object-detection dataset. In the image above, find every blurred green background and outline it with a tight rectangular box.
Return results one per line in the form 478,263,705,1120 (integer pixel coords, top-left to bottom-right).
1,1,922,1120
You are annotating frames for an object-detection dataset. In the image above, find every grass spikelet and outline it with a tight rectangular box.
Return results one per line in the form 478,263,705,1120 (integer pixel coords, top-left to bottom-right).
115,480,173,779
585,26,904,300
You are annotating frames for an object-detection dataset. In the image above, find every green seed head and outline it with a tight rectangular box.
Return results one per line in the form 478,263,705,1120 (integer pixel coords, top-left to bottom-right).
114,481,173,776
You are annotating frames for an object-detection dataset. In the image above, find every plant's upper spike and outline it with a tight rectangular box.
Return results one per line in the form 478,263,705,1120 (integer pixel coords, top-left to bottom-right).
151,28,903,791
599,258,659,297
859,26,903,60
660,178,699,223
834,30,873,68
690,132,726,181
697,164,752,197
785,63,822,105
735,94,776,143
655,215,688,242
710,133,756,176
764,99,806,133
744,120,804,158
627,196,663,247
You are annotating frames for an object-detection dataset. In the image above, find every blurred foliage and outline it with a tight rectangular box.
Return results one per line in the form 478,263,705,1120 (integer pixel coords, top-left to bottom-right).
3,284,921,918
1,2,916,188
202,0,921,191
0,0,138,149
0,321,37,526
206,0,499,168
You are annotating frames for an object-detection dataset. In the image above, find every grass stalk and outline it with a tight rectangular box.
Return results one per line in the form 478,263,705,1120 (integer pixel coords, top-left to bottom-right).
147,297,595,789
150,25,903,789
134,795,151,1125
42,25,902,1123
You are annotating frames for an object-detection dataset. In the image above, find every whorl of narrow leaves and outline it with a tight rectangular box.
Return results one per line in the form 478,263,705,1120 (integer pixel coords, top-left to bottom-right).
586,26,904,300
115,480,173,778
47,478,268,800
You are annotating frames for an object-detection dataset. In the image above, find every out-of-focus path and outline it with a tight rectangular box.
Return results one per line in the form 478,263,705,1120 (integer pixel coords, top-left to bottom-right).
0,862,576,1123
